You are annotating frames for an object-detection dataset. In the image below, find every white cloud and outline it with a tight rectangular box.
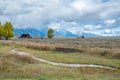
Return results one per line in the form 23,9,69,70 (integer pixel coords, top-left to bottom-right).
71,0,99,13
105,29,111,33
84,25,102,31
48,21,82,34
48,20,78,29
104,19,116,25
48,23,61,31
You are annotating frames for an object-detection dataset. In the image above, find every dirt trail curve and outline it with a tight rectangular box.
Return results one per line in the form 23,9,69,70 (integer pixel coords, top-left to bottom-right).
10,48,117,70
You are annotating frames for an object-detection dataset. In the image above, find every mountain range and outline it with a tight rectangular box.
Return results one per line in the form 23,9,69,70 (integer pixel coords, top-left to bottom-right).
14,28,99,37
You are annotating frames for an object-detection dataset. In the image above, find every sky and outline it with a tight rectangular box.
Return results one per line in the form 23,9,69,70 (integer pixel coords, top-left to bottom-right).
0,0,120,36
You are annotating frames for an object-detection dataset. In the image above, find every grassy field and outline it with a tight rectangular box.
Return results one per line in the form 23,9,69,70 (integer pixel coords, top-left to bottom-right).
0,37,120,80
19,47,120,68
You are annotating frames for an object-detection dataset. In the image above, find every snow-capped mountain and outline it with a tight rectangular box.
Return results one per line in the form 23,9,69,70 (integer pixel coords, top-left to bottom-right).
14,28,99,37
14,28,46,37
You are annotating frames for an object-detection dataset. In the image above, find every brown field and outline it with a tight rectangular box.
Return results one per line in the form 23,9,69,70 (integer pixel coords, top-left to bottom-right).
0,37,120,80
13,37,120,48
1,37,120,59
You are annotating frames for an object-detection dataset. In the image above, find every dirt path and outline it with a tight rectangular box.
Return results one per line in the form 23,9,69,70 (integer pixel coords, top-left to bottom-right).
10,48,116,70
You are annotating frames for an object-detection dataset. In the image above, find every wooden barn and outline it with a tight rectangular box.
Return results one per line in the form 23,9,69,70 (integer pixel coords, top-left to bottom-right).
19,34,32,38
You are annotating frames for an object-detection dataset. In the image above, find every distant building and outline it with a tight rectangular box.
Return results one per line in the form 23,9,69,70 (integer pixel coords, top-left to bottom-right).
19,34,32,38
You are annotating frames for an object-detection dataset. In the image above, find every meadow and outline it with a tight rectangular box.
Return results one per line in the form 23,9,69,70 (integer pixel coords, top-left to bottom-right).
0,37,120,80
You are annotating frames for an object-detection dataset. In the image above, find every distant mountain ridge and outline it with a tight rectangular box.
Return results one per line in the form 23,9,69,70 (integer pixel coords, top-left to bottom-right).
14,28,46,37
14,28,99,37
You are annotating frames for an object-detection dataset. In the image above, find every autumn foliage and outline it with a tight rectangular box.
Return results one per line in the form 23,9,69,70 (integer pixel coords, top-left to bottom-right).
0,22,14,40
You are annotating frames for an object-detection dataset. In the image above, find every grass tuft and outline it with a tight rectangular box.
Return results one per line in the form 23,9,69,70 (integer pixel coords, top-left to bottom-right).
9,53,36,64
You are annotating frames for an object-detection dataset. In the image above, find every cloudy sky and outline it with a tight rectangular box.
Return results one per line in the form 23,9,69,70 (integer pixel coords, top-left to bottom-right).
0,0,120,36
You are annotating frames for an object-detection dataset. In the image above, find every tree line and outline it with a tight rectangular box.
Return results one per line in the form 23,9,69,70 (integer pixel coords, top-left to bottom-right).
0,22,14,40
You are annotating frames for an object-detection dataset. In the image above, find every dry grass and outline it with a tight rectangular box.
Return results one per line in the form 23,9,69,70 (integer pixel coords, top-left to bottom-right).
0,38,120,79
23,43,55,51
78,46,120,59
16,42,120,59
0,48,119,80
0,38,120,59
0,51,19,72
20,47,120,69
9,53,36,64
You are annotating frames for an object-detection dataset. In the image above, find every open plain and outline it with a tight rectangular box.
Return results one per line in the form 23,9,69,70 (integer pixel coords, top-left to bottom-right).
0,37,120,80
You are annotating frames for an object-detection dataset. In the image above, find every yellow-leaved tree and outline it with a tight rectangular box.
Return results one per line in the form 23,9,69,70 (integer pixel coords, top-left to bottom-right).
0,22,14,40
0,23,4,39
